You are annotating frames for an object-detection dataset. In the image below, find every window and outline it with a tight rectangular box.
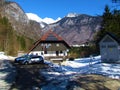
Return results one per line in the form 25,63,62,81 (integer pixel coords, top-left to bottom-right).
44,50,47,54
108,45,116,48
56,44,59,47
60,51,63,54
101,45,106,48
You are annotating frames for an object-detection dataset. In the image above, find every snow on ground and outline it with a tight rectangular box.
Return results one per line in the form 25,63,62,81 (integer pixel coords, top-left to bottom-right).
0,55,16,90
43,55,120,79
40,56,120,89
0,54,120,89
63,56,120,79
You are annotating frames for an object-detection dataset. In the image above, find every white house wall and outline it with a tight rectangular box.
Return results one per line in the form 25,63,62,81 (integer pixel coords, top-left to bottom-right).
29,50,68,57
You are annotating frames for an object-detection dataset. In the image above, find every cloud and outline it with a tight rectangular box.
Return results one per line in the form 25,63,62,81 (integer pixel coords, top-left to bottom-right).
26,13,61,24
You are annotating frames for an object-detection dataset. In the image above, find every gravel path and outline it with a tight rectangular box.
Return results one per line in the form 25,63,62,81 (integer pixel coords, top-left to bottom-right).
0,60,16,90
10,63,48,90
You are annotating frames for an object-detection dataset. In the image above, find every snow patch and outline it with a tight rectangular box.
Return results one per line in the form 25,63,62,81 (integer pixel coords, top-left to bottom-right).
66,13,79,17
41,55,120,80
26,13,61,24
0,55,16,89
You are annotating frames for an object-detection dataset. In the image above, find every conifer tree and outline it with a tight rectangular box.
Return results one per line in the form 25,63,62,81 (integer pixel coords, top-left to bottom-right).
94,5,112,43
112,0,120,3
94,5,120,43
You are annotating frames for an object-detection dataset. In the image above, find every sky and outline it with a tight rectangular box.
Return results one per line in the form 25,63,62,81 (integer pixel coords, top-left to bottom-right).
12,0,115,23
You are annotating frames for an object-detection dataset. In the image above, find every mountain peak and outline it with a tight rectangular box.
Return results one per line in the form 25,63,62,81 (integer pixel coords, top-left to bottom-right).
66,13,79,17
43,13,102,45
26,13,61,24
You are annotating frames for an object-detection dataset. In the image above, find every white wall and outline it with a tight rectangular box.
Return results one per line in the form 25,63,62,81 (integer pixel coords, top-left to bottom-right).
29,50,68,57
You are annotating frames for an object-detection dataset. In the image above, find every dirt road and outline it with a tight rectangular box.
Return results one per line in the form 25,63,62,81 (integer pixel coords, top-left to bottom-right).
9,61,120,90
10,63,48,90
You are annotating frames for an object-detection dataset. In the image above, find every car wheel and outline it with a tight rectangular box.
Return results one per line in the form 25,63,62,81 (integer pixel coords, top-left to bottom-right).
40,60,44,64
24,61,29,65
14,59,17,63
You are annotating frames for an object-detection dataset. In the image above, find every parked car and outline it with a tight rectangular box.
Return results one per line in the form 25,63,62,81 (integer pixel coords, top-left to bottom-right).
14,54,44,64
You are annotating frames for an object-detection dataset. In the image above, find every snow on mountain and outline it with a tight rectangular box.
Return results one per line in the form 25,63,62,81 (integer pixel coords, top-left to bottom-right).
42,17,61,24
26,13,42,22
26,13,61,24
66,13,79,17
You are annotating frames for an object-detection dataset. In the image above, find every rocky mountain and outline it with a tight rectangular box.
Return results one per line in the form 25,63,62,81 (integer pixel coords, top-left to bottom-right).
43,13,102,45
0,1,102,46
0,1,42,40
0,1,43,55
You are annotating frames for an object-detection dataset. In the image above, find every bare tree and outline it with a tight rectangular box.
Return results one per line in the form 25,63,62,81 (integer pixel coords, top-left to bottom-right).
0,0,11,5
0,0,5,5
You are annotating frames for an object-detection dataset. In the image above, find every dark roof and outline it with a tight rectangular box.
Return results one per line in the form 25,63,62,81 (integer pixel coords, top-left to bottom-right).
40,30,63,41
99,32,120,44
107,32,120,43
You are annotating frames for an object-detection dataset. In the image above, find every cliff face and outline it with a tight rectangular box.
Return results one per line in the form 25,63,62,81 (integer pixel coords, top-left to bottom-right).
0,1,43,55
43,14,102,45
1,2,42,40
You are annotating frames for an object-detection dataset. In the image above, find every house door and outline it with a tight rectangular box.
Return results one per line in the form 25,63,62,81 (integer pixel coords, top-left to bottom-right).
101,45,111,62
56,51,59,56
107,47,118,62
103,46,109,61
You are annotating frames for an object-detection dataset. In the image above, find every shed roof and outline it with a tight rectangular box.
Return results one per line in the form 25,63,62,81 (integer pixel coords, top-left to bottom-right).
99,32,120,44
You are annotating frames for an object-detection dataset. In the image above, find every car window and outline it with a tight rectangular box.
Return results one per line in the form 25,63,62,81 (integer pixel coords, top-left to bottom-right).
39,56,43,60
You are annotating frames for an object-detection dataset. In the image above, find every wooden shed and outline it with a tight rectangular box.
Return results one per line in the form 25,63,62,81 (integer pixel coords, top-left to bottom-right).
99,32,120,63
29,30,70,62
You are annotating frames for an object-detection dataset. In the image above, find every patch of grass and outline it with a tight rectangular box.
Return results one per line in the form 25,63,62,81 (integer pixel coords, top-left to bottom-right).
74,74,120,90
